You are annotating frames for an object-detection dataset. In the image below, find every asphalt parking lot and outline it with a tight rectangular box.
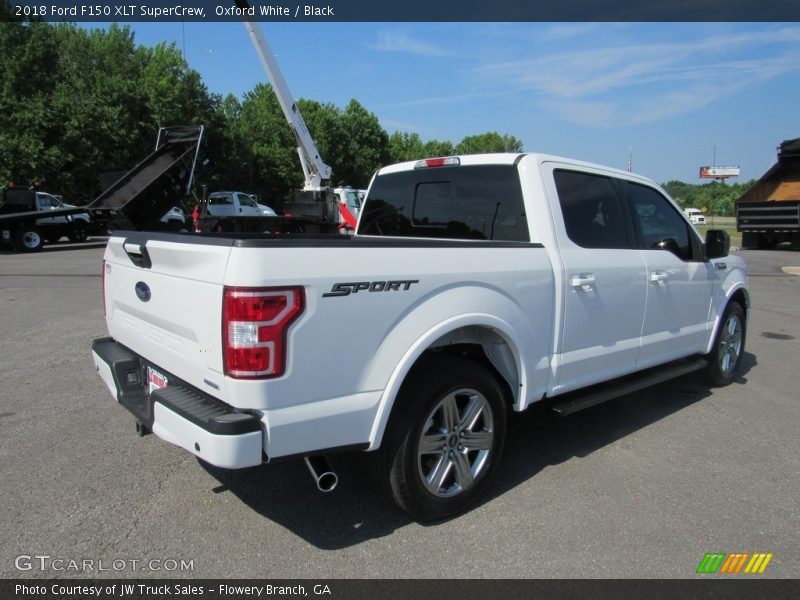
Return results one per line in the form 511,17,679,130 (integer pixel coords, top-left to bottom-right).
1,242,798,579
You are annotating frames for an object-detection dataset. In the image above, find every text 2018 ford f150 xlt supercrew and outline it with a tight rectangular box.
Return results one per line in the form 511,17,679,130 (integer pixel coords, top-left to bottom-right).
92,153,749,520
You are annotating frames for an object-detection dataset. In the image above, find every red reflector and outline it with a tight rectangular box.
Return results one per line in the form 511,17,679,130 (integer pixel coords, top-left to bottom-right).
223,287,305,379
101,260,107,317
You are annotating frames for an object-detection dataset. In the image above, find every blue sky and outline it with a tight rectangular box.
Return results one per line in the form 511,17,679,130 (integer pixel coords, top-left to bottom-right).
93,22,800,184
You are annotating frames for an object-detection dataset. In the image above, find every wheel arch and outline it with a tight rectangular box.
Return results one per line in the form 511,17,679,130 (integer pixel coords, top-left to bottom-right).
367,316,527,451
705,283,750,354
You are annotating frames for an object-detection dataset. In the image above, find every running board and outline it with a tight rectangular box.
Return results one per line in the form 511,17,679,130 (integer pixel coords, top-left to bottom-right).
551,357,708,416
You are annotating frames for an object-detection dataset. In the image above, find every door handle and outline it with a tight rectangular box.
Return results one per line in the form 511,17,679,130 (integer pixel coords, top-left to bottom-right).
570,274,596,290
649,271,668,285
123,240,152,269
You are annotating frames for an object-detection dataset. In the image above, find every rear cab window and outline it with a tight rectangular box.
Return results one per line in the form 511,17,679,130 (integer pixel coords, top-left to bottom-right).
358,165,530,241
209,193,234,206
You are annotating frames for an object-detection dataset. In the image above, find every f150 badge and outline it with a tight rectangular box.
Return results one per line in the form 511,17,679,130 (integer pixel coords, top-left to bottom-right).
323,280,419,298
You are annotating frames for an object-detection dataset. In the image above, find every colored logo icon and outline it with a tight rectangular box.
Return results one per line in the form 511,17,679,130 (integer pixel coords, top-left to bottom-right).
697,552,773,574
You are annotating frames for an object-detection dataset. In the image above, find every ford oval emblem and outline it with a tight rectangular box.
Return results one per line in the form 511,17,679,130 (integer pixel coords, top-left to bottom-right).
135,281,151,302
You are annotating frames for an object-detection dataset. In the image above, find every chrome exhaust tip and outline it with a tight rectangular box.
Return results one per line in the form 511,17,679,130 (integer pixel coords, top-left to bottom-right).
304,456,338,492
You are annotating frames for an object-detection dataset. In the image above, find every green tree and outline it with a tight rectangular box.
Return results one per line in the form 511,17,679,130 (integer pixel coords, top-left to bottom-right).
335,99,389,187
387,133,459,163
296,98,346,183
49,24,151,201
0,19,221,203
388,130,523,163
205,93,244,191
140,42,214,129
455,132,523,155
235,83,299,202
662,179,756,216
423,139,455,158
0,18,63,190
388,132,425,163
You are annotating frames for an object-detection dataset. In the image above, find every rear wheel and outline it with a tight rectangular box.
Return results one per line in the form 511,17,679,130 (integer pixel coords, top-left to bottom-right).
15,227,44,252
376,355,507,521
67,223,88,242
705,302,746,385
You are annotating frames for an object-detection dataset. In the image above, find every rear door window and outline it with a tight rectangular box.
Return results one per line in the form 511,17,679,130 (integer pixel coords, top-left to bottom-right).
358,165,529,241
554,170,629,249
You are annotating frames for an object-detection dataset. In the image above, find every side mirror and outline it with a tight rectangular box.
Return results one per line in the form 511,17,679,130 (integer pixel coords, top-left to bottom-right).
705,229,730,260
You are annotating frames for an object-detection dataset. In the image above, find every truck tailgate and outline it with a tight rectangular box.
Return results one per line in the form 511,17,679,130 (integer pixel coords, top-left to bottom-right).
103,234,232,399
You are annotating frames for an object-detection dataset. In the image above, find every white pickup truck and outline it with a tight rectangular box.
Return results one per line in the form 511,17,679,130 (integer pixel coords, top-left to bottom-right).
92,153,749,521
206,191,277,217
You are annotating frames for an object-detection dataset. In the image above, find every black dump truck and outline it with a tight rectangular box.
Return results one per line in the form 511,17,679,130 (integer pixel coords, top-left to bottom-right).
737,138,800,249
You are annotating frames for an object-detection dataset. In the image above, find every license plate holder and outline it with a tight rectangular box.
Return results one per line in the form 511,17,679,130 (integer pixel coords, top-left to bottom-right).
146,365,169,396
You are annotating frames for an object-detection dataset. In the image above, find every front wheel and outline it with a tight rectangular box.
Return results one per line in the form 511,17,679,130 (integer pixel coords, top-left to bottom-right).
376,355,507,522
705,302,746,386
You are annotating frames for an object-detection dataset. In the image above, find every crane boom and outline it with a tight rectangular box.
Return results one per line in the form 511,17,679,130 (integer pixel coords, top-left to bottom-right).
236,9,332,190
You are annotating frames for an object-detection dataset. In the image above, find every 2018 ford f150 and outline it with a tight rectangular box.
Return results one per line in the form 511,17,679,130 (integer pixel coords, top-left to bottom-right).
92,153,749,521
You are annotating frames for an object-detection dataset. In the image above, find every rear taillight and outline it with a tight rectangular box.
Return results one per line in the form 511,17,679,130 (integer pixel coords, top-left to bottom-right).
101,260,107,316
223,286,305,379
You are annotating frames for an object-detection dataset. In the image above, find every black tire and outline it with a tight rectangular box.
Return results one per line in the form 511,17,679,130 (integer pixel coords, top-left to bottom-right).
68,224,88,243
166,219,185,232
14,227,45,252
705,302,746,386
375,355,507,522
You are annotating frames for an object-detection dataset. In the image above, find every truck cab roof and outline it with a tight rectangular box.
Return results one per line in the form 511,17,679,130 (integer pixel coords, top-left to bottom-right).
376,152,659,187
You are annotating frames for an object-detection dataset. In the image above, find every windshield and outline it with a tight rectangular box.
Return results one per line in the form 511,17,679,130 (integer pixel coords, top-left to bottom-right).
38,193,63,208
344,191,361,209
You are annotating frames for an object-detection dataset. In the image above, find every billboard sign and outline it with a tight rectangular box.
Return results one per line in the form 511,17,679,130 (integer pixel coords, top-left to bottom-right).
699,166,740,179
